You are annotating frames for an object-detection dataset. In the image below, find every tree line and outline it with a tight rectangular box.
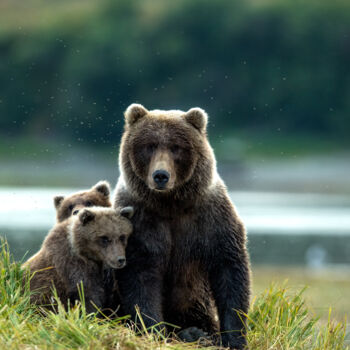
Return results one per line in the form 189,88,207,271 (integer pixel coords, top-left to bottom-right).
0,0,349,146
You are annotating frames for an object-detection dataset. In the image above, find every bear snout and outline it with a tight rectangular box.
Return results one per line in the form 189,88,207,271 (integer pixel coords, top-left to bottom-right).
152,170,170,189
147,149,176,191
115,256,126,269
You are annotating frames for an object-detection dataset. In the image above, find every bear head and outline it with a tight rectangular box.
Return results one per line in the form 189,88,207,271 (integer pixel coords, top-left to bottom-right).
119,104,216,200
71,206,134,269
54,181,112,222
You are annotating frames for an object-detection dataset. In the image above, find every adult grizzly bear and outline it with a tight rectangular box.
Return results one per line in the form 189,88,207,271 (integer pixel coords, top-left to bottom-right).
114,104,251,349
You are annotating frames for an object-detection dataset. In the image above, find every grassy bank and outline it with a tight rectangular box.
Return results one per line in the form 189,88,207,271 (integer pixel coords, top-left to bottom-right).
0,241,348,349
253,266,350,325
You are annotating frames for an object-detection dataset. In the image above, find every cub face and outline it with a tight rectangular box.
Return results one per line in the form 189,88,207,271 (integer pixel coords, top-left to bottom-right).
72,206,134,269
54,181,111,222
122,104,210,193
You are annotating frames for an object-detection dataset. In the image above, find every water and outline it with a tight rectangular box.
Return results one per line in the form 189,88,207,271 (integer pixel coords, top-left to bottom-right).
1,187,350,264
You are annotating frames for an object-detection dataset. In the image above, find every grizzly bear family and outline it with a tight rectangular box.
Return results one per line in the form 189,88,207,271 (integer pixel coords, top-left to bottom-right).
25,104,251,349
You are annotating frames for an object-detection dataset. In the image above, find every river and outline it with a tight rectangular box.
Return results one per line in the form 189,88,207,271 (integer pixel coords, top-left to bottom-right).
1,187,350,264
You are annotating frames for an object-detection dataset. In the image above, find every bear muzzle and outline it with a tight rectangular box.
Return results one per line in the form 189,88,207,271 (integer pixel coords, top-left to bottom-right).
147,149,176,191
108,256,127,269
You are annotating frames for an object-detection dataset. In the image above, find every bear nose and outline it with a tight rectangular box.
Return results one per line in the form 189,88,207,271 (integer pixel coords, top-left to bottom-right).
152,170,170,187
116,256,126,268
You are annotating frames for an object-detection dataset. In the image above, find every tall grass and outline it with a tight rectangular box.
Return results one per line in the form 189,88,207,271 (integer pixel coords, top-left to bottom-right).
0,239,348,349
246,285,348,349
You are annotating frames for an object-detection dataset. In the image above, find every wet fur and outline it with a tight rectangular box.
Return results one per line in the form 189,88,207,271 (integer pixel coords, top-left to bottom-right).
114,105,251,349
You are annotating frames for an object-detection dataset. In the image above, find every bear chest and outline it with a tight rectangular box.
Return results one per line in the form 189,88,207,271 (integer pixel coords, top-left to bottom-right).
166,214,211,263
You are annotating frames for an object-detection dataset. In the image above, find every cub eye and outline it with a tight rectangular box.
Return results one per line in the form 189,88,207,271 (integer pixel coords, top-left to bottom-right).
119,235,126,243
85,201,93,207
72,209,79,215
68,204,74,212
170,145,180,154
99,236,111,245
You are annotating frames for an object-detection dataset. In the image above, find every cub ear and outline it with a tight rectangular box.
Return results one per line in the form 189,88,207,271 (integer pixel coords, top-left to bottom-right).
54,196,65,210
183,107,208,133
125,103,148,126
93,180,110,197
120,206,134,219
79,209,95,225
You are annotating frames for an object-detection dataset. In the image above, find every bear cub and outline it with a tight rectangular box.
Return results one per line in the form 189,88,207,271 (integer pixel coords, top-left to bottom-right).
54,180,112,222
24,206,134,313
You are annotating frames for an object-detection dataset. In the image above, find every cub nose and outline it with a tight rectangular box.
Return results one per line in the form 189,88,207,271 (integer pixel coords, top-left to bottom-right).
116,256,126,269
152,170,170,187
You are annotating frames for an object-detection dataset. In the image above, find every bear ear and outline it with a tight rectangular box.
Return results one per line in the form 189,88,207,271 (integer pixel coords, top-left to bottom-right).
125,103,148,126
183,107,208,133
93,180,110,197
79,209,95,225
120,206,134,219
54,196,65,210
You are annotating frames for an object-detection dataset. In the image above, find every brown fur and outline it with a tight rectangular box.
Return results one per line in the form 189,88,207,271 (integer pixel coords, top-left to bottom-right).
114,104,251,349
54,181,112,222
24,207,133,313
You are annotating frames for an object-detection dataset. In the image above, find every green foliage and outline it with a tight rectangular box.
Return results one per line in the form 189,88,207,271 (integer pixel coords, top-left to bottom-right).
246,284,348,349
0,0,349,148
0,239,348,349
0,239,32,314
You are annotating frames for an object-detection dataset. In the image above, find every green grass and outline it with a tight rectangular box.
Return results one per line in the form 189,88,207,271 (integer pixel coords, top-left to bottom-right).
0,240,348,349
252,266,350,324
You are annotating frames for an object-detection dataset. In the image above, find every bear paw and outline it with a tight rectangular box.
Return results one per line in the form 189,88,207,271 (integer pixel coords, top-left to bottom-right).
177,327,209,343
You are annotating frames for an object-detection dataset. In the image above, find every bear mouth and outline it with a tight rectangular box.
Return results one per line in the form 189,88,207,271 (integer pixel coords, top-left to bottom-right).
108,261,127,269
154,185,168,191
151,184,174,192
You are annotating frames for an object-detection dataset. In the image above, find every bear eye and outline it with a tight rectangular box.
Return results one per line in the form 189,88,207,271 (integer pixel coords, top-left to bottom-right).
68,204,74,212
72,209,79,215
146,143,157,153
170,145,181,154
119,235,126,243
85,201,93,207
99,236,111,246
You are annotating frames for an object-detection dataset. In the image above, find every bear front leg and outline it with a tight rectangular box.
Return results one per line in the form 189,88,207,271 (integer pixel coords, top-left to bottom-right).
61,261,103,313
209,256,250,349
67,280,104,313
117,264,164,332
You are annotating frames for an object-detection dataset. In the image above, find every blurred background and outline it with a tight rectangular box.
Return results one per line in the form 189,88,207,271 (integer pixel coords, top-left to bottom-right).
0,0,349,330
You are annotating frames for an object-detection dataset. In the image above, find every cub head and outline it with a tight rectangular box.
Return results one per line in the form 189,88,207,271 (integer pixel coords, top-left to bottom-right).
54,181,111,222
120,103,214,194
71,206,134,269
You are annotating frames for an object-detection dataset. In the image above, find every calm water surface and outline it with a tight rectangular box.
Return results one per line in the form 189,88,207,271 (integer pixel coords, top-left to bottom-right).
1,187,350,264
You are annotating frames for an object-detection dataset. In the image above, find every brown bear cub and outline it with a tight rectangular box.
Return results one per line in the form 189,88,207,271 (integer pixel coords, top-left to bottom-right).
54,180,111,222
24,206,133,313
114,104,251,349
